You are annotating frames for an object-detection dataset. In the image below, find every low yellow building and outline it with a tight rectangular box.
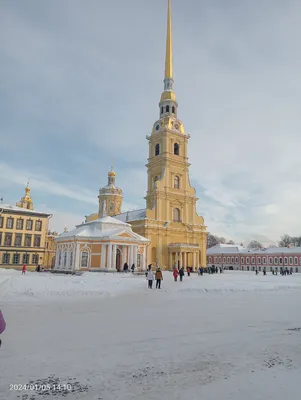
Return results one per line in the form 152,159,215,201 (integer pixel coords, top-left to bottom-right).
0,185,52,270
44,230,58,269
54,216,150,272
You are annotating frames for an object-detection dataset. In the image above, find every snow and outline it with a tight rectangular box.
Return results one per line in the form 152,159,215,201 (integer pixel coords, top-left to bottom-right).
114,208,146,223
0,203,49,216
1,270,301,399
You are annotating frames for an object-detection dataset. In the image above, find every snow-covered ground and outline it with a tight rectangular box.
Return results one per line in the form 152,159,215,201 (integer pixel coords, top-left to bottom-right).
1,269,300,400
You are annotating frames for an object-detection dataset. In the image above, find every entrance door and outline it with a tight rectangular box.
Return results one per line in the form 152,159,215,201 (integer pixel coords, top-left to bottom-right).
116,249,121,271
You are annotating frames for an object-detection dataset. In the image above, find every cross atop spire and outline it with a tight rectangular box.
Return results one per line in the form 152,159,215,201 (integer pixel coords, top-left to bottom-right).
165,0,173,80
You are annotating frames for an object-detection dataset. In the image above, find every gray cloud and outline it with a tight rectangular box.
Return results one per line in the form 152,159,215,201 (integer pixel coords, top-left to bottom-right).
1,0,301,243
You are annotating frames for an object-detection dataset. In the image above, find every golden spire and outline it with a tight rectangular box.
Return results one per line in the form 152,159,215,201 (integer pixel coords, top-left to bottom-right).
165,0,173,79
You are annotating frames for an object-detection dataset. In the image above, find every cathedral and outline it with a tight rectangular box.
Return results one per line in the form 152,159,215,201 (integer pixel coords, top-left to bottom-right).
85,0,207,270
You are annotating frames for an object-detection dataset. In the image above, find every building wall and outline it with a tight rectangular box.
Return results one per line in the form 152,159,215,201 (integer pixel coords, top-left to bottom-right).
0,209,50,270
207,252,301,273
44,232,58,269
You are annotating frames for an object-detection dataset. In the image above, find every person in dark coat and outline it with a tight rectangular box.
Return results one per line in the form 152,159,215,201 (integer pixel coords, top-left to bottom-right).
187,266,191,277
179,267,184,282
131,263,135,273
155,267,163,289
123,263,129,273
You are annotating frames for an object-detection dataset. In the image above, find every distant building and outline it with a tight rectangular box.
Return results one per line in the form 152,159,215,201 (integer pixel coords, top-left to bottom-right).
44,230,58,269
207,244,300,273
54,216,150,272
0,184,52,270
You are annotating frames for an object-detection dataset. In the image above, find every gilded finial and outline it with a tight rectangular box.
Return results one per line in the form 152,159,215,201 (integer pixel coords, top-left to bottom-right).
165,0,173,80
108,166,116,177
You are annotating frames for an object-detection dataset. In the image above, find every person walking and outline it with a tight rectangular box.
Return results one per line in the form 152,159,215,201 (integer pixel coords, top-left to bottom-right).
22,264,26,275
187,266,191,277
179,267,184,282
0,309,6,348
173,268,179,282
155,267,163,289
147,267,154,289
131,263,135,273
123,262,129,273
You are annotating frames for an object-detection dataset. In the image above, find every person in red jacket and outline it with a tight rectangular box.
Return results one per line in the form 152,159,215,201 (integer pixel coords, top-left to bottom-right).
22,264,26,275
173,268,179,282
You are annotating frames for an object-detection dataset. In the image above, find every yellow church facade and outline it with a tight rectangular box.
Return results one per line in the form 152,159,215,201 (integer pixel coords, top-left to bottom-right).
86,0,207,270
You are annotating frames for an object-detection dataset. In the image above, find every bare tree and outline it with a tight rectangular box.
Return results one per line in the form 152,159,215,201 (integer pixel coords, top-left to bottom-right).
278,235,292,247
207,233,219,249
247,240,263,249
227,240,235,245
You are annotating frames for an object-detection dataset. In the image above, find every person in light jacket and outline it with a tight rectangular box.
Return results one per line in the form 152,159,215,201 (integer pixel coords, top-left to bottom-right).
147,267,154,289
0,309,6,348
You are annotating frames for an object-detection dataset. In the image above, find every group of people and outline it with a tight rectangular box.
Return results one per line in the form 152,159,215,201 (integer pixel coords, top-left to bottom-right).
255,267,294,276
146,265,163,289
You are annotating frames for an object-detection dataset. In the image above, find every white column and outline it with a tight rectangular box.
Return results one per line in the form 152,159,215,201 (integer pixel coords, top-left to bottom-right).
133,245,138,267
193,252,196,270
107,244,112,269
143,246,147,271
184,252,187,268
112,244,117,270
74,243,80,271
122,246,127,267
101,244,107,268
169,253,172,270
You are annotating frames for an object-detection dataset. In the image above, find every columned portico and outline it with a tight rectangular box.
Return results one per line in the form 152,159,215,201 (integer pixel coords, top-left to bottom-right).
168,243,200,271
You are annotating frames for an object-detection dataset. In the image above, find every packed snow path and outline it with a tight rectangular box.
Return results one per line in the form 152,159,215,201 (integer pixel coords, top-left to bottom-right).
1,270,300,400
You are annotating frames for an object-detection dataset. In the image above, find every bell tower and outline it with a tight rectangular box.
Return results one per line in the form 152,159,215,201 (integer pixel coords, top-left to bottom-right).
145,0,203,228
98,168,123,218
16,182,34,210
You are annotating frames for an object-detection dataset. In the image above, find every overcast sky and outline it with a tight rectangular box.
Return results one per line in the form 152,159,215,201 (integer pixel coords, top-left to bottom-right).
1,0,301,245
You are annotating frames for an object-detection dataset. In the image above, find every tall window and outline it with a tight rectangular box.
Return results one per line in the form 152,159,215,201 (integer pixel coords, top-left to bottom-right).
14,234,22,246
172,106,175,113
23,254,29,264
13,253,20,264
241,257,244,264
274,257,278,264
209,257,212,263
32,254,39,265
26,220,33,230
251,257,255,264
34,235,41,247
16,218,24,230
174,143,179,155
2,253,10,264
246,257,250,264
289,257,293,265
294,257,298,265
58,252,62,267
161,106,163,115
0,216,3,228
64,252,67,267
173,208,181,222
0,232,2,245
166,105,170,113
227,257,230,263
174,176,180,189
5,233,12,246
223,257,226,263
235,257,238,263
284,257,288,265
155,143,160,156
35,220,42,231
70,252,73,267
81,252,89,268
6,217,14,229
231,257,234,263
269,257,273,264
279,257,282,264
25,234,32,247
263,257,266,264
257,257,261,264
137,254,141,269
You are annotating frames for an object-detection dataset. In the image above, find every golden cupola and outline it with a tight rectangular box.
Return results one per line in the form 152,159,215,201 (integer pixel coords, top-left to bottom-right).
98,167,123,218
16,182,34,210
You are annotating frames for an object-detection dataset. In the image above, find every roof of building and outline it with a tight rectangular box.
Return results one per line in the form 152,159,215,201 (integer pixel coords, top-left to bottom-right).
113,209,146,223
0,204,51,216
207,244,301,255
56,215,149,242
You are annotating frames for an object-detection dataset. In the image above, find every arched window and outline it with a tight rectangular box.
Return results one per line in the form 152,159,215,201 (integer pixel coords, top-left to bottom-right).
257,257,261,264
209,257,212,263
251,257,255,264
166,105,170,113
174,143,179,155
231,257,234,263
81,252,89,268
172,106,175,113
235,257,238,263
294,257,298,265
173,208,181,222
279,257,282,264
227,257,230,263
155,143,160,156
284,257,288,265
246,257,250,264
274,257,278,264
289,257,293,265
174,176,180,189
219,257,221,263
241,257,244,264
269,257,273,264
161,106,163,115
263,257,266,264
223,257,226,263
